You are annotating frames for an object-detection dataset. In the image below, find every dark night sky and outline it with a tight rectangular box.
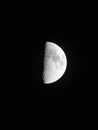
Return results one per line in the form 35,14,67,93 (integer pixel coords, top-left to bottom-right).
1,2,96,129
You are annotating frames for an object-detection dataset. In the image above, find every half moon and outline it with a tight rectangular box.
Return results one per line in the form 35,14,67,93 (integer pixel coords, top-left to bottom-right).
43,41,67,84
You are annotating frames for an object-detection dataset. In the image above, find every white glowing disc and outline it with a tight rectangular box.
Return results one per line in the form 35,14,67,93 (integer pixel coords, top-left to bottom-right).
43,41,67,84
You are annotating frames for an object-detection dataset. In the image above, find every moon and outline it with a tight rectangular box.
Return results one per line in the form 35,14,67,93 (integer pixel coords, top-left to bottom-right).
43,41,67,84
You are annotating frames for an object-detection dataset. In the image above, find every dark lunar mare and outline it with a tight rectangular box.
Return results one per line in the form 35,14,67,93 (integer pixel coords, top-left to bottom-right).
45,48,65,69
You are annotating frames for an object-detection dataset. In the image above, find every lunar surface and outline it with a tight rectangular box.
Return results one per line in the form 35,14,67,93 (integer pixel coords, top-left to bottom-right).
43,41,67,84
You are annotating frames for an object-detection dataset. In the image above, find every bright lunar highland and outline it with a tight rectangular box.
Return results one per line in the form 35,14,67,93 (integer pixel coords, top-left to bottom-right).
43,41,67,84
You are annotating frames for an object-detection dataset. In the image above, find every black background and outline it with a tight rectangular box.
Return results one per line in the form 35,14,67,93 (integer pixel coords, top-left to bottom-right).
0,2,96,129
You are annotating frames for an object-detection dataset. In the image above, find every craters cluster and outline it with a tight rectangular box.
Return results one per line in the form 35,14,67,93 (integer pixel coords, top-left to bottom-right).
45,48,66,71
